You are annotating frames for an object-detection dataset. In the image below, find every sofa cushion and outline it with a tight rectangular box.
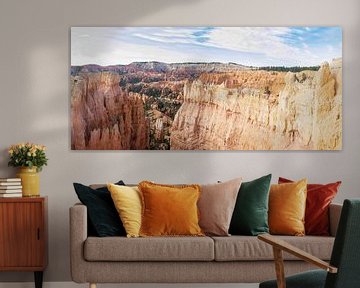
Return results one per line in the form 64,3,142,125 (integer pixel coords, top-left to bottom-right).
199,178,242,236
139,181,203,237
84,236,214,261
229,174,271,236
269,179,307,236
107,184,142,238
212,236,334,261
73,181,126,237
279,177,341,236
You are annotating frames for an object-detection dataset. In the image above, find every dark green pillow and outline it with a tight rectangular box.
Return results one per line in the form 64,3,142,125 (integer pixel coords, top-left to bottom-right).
229,174,272,236
73,181,126,237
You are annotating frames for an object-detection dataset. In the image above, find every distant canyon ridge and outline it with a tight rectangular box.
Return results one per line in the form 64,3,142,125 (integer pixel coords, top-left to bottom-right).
71,59,342,150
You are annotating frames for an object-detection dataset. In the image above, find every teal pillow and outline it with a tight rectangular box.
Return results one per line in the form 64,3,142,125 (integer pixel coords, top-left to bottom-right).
229,174,272,236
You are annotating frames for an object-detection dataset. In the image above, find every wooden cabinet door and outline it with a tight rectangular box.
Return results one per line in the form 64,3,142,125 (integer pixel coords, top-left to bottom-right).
0,201,45,269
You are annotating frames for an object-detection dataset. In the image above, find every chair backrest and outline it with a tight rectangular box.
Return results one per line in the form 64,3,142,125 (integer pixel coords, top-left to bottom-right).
325,199,360,288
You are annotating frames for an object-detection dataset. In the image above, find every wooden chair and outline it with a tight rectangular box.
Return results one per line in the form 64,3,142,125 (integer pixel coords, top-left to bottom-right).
258,199,360,288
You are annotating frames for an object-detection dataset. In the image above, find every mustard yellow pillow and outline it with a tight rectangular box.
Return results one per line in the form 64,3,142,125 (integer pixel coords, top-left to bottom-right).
138,181,204,237
269,179,307,236
107,183,142,238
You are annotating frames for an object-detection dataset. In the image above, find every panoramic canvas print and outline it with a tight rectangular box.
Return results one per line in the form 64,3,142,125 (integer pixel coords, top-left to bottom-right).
71,27,342,150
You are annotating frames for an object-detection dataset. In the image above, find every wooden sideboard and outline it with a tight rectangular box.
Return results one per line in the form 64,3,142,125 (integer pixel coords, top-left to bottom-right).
0,197,47,288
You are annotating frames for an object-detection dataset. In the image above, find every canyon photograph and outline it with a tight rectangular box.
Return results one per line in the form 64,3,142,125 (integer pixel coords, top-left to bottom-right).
71,27,342,150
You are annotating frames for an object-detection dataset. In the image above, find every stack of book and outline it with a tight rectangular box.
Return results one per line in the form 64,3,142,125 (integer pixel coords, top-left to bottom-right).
0,178,22,197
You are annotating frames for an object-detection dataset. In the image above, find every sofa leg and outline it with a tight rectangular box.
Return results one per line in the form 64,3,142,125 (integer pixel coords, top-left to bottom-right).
89,283,96,288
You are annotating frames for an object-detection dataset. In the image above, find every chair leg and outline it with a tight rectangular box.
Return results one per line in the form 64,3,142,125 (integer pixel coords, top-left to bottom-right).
273,247,286,288
89,283,96,288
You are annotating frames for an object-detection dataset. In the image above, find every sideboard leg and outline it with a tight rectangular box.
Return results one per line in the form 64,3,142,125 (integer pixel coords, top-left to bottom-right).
90,283,97,288
34,271,43,288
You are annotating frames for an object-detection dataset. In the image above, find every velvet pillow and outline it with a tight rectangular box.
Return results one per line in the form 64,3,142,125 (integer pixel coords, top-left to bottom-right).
279,177,341,236
73,181,126,237
139,181,203,237
269,179,307,236
229,174,272,236
107,184,142,238
198,178,242,236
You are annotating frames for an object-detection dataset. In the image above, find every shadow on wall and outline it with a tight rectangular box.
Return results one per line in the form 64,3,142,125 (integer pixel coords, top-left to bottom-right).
0,0,204,283
0,149,10,177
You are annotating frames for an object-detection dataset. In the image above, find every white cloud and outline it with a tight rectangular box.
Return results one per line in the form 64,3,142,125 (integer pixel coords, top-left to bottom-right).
133,33,193,44
202,27,307,65
132,27,206,44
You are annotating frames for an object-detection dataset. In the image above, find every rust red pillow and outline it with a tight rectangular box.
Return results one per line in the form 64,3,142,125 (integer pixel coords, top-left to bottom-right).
278,177,341,236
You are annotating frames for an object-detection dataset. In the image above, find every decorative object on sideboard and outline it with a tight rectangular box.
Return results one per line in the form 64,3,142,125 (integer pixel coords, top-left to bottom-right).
0,178,22,197
8,143,48,197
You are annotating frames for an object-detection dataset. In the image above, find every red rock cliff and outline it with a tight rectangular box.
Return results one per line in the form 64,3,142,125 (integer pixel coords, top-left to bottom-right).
71,72,149,150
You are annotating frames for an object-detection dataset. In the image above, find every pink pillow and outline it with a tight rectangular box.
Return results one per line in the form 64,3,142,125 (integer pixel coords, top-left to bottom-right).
198,178,242,236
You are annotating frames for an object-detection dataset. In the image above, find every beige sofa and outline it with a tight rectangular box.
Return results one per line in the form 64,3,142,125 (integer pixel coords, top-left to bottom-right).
70,202,342,287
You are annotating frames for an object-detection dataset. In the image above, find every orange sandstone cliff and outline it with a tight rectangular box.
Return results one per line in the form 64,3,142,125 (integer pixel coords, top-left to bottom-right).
170,59,342,150
71,72,149,150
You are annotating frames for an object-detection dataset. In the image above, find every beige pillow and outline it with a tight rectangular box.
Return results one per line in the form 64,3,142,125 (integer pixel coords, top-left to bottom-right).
198,178,242,236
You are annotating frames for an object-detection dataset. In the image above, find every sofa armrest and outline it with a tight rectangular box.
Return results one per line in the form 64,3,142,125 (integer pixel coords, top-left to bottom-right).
329,203,342,237
69,203,88,283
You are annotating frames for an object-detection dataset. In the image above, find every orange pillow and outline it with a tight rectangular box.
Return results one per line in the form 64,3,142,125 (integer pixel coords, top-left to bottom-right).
138,181,204,237
269,179,307,236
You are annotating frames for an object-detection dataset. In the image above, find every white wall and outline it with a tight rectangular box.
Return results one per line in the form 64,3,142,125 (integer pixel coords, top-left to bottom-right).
0,0,359,282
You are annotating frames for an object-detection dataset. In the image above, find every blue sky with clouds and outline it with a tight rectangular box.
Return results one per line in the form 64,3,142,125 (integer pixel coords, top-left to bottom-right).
71,26,342,67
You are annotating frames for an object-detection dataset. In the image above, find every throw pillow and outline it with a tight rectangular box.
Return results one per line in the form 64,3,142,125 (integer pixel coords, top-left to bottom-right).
198,178,242,236
107,183,142,238
138,181,203,237
229,174,272,236
279,177,341,236
269,179,307,236
73,181,126,237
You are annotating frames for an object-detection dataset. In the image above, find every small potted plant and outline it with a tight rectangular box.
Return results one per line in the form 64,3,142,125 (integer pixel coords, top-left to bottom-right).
8,143,48,197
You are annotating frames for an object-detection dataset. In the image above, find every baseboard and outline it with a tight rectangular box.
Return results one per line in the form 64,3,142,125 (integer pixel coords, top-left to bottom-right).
0,282,259,288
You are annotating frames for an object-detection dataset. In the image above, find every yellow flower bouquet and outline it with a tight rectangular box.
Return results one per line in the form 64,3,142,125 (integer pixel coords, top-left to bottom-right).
8,143,48,172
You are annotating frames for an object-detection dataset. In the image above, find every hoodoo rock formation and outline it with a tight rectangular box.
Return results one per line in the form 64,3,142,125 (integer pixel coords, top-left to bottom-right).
170,59,342,150
71,72,149,150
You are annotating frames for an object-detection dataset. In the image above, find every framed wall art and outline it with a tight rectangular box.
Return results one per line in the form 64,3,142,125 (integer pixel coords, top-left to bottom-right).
71,27,342,150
